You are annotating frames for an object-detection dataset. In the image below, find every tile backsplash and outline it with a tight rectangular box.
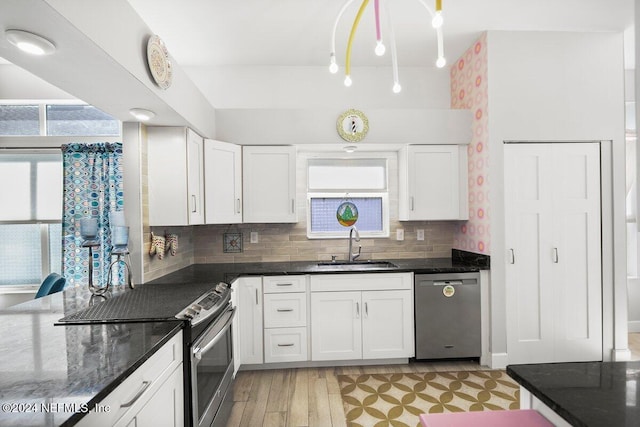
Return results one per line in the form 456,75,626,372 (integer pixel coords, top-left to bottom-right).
192,220,457,264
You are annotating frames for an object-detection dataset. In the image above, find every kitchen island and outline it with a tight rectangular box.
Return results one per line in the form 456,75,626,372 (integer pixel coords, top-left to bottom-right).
507,362,640,427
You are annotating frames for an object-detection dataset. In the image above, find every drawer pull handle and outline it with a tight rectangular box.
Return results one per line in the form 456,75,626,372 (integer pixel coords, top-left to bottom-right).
277,308,294,312
121,381,151,408
277,343,295,347
276,283,293,286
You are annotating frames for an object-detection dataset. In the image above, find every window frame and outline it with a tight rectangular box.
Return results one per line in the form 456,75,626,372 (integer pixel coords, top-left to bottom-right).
305,154,391,239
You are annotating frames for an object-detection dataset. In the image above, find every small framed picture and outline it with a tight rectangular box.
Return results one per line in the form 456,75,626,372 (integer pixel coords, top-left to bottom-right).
223,232,243,253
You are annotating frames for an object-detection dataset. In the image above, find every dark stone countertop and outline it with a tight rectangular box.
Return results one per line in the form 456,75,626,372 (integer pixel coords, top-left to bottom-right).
0,287,183,427
507,361,640,427
148,256,486,285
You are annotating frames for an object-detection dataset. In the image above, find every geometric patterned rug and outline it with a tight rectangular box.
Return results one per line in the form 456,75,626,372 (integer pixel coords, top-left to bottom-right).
338,371,520,427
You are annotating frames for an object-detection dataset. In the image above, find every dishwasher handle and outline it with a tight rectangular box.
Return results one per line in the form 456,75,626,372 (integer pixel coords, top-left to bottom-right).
433,280,464,286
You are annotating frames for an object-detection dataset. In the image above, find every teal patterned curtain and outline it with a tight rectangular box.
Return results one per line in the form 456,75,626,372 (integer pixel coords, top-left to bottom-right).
61,143,124,288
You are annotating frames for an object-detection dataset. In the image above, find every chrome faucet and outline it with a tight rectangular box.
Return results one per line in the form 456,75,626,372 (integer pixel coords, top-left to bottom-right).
348,226,361,262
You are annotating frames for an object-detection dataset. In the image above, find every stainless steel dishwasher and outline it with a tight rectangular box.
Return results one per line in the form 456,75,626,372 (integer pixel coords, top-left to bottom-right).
415,272,480,359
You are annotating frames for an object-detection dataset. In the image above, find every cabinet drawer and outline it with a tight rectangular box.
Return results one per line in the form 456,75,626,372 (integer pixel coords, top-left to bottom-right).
264,293,307,328
263,275,306,293
76,331,183,427
310,273,413,292
264,327,308,363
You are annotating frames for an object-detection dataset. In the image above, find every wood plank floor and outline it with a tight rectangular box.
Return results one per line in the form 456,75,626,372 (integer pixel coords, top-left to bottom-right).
224,359,489,427
226,336,640,427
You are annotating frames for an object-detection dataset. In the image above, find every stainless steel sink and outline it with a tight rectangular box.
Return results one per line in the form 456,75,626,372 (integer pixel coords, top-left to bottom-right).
316,260,398,270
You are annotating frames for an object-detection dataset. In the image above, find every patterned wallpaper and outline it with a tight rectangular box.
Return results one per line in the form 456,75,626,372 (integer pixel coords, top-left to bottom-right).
451,33,490,255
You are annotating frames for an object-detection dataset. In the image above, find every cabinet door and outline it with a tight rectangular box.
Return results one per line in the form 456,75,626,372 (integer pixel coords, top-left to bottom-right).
204,139,242,224
362,290,414,359
550,143,601,362
505,143,602,364
505,144,555,363
130,364,184,427
237,277,263,364
311,291,361,361
231,279,241,376
242,146,297,223
399,145,467,220
186,129,205,225
147,127,189,226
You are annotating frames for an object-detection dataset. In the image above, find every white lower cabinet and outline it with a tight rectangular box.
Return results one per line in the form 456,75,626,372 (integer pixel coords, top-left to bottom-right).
310,273,414,362
311,291,362,361
263,275,308,364
237,277,263,365
362,290,414,359
76,332,184,427
233,273,414,369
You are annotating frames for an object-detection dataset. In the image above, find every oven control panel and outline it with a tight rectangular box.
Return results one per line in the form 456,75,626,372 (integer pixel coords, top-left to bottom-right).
175,282,231,325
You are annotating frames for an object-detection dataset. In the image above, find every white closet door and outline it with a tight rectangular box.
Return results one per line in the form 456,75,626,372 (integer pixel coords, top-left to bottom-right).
551,143,601,362
505,142,602,365
505,144,555,363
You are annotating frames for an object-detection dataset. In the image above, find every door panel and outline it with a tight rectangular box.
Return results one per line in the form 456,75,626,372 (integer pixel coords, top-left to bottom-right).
505,142,601,364
362,290,413,359
505,144,555,363
311,292,361,361
552,143,601,361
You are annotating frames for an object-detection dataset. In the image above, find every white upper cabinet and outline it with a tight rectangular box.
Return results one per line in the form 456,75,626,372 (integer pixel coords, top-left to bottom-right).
204,139,242,224
148,127,205,226
242,146,297,223
398,145,468,220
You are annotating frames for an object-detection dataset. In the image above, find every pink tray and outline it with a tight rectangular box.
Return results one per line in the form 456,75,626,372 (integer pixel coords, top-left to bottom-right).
419,409,554,427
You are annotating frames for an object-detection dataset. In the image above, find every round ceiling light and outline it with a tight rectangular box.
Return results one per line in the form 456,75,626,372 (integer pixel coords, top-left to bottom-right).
129,108,156,121
5,29,56,56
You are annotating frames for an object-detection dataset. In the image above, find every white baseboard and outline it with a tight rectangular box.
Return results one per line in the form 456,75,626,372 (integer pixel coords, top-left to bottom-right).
629,320,640,333
611,348,632,361
490,352,508,369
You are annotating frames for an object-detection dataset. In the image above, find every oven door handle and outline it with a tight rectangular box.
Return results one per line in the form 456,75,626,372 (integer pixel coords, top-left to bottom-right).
194,306,236,360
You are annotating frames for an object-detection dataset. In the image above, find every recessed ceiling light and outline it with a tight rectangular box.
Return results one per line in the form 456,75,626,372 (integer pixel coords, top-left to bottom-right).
129,108,156,121
343,145,357,153
5,29,56,56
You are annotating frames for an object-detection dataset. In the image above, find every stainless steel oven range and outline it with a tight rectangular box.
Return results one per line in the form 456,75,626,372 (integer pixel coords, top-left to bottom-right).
176,282,236,427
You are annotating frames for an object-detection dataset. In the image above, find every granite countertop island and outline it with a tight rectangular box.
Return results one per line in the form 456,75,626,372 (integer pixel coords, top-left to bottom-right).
0,287,183,427
507,361,640,427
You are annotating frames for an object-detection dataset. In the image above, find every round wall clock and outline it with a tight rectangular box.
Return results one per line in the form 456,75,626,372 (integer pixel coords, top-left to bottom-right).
146,35,173,90
337,109,369,142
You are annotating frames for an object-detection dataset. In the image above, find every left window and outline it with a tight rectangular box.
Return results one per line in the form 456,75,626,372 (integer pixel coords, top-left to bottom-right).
0,102,119,287
0,152,63,286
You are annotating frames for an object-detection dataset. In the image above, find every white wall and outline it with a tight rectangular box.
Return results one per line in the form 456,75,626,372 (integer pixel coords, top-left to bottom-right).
189,65,465,145
186,65,451,109
0,65,74,100
215,108,472,146
486,31,627,364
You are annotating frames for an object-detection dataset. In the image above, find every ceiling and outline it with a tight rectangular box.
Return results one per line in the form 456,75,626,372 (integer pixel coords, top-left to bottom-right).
127,0,635,69
0,0,635,135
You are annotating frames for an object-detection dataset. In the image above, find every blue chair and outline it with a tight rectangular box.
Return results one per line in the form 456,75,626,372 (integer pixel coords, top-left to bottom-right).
35,273,66,299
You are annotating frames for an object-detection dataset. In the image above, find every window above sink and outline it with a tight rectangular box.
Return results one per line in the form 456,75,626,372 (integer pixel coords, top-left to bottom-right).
306,157,389,239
